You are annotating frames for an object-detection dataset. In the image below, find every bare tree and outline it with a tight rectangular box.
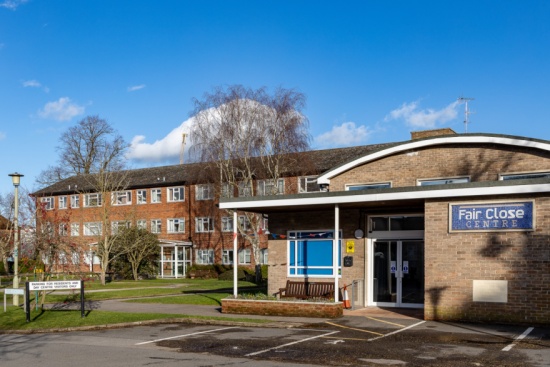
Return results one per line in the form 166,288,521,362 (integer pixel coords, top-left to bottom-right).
36,116,128,188
114,226,159,281
190,85,310,265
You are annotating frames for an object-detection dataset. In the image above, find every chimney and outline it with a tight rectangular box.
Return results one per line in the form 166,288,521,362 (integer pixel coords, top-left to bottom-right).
411,128,457,140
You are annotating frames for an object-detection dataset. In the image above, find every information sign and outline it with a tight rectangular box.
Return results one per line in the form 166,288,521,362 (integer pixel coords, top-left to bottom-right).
29,281,82,291
450,201,534,232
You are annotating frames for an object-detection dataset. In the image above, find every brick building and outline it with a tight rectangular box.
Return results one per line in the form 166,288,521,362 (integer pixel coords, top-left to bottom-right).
220,130,550,324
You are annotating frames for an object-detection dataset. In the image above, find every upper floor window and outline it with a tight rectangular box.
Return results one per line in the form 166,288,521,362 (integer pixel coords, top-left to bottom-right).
257,179,284,196
417,177,469,186
151,188,162,203
137,219,147,230
84,193,103,207
59,223,68,236
167,218,185,233
70,223,80,236
70,195,80,208
221,183,234,198
168,186,185,202
346,182,391,191
112,191,132,206
84,222,102,236
299,176,321,193
238,215,251,231
196,184,214,200
500,172,550,181
41,197,54,210
238,181,253,197
221,217,233,232
137,190,147,204
112,221,130,234
196,217,214,233
58,196,67,209
151,219,161,234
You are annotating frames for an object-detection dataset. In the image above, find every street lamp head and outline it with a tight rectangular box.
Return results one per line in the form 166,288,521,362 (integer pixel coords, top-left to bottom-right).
8,172,24,187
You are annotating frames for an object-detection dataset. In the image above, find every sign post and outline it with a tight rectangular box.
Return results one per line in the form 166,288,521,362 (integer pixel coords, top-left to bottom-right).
25,280,85,322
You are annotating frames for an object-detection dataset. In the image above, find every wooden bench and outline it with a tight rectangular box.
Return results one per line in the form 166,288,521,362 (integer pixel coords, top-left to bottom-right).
277,280,336,300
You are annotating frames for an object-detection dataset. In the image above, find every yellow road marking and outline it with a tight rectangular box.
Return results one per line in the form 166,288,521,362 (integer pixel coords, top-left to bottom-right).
325,321,384,336
364,316,405,328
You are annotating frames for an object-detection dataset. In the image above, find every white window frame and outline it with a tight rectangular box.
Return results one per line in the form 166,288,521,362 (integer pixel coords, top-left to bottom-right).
58,196,67,209
137,219,147,230
167,218,185,233
112,221,130,234
417,177,470,186
70,194,80,208
112,191,132,206
238,215,251,231
221,217,234,232
196,184,214,200
238,181,253,197
196,249,214,264
151,219,161,234
136,190,147,204
59,223,68,236
499,171,550,181
238,249,251,264
222,249,234,265
195,217,214,233
168,186,185,202
220,183,234,198
151,188,162,203
41,197,54,210
298,176,320,193
260,248,268,264
346,182,391,191
84,193,103,207
257,179,284,196
70,223,80,236
84,222,102,236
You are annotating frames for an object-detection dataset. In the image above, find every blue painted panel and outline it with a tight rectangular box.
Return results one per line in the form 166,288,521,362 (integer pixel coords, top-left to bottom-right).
451,202,534,231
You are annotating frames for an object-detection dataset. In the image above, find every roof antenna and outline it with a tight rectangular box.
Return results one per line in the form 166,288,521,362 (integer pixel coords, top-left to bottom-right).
457,97,474,133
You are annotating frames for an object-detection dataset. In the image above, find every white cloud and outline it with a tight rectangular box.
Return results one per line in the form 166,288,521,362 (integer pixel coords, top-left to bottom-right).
23,79,49,92
127,84,146,92
38,97,85,121
0,0,28,10
314,121,373,149
126,117,195,163
385,100,459,128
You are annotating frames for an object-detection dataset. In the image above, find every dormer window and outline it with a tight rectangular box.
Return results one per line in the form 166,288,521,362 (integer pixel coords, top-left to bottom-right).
417,177,469,186
500,172,550,180
346,182,391,191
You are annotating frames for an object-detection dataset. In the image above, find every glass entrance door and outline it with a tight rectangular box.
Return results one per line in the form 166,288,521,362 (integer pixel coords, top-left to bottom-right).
372,240,424,307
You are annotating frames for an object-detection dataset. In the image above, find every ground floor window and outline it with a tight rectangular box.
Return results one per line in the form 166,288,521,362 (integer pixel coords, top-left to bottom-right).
260,248,268,264
238,249,251,264
288,230,341,276
196,249,214,264
222,250,233,265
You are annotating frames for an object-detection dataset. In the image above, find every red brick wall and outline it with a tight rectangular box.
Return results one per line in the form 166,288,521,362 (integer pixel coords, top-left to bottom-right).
222,298,343,318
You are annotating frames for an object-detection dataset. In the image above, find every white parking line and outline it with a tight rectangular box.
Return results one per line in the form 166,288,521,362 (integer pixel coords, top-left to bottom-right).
502,327,534,351
135,326,239,345
245,330,340,357
367,320,426,342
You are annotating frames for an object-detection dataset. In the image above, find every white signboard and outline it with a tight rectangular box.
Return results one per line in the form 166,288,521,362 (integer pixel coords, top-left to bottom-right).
29,281,82,291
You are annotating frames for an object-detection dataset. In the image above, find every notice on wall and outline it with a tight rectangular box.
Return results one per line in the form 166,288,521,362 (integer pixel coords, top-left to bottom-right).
29,281,82,291
449,201,534,232
346,240,355,253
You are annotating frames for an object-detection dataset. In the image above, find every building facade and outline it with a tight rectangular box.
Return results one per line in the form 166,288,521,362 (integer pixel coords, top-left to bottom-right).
220,130,550,325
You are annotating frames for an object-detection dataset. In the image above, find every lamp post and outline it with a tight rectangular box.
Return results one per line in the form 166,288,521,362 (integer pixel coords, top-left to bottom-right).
8,172,23,305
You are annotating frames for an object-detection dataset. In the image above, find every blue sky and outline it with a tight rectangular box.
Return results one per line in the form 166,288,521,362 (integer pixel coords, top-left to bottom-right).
1,0,549,194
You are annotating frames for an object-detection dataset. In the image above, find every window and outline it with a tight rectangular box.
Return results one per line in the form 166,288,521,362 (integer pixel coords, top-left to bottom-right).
220,183,234,198
369,216,424,231
346,182,391,191
196,249,214,264
70,195,80,208
137,190,147,204
58,196,67,209
112,191,132,205
221,217,234,232
238,181,253,197
151,219,161,234
151,188,162,203
417,177,469,186
196,184,214,200
59,223,68,236
500,172,550,180
168,218,185,233
84,222,102,236
238,249,251,264
168,186,185,202
137,219,147,230
84,193,103,207
71,223,80,236
257,179,284,196
112,221,130,234
260,249,268,265
222,250,234,265
41,197,54,210
196,217,214,233
288,230,341,277
238,215,251,231
299,176,321,193
71,251,80,265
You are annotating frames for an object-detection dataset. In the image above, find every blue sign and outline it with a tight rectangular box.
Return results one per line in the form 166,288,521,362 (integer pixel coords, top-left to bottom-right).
450,201,534,231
